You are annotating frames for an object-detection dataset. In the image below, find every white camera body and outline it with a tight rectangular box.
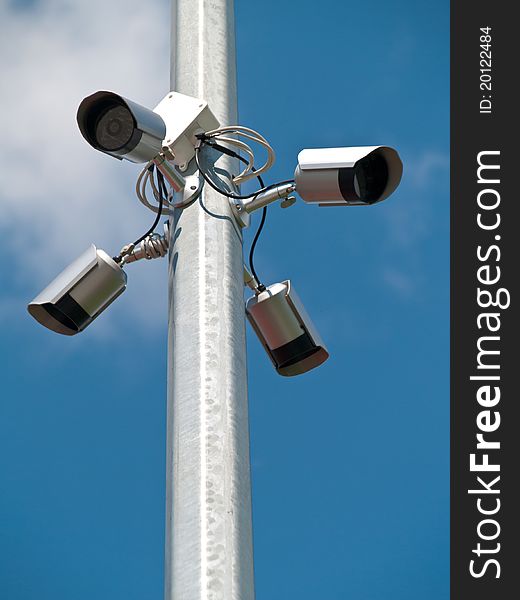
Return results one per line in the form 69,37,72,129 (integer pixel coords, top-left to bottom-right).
27,245,127,336
246,280,329,377
77,90,219,166
153,92,219,168
294,146,403,206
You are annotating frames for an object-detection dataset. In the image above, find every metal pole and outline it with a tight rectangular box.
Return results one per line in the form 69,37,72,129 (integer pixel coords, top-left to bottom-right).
165,1,255,600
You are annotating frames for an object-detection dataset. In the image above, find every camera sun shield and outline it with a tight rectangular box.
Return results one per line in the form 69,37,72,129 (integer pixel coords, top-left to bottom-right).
246,280,329,376
77,90,219,166
27,245,127,335
294,146,403,206
77,92,167,163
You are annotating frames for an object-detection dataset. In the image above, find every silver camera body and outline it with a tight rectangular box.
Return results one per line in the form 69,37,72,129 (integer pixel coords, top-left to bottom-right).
294,146,403,206
27,245,127,336
77,90,219,167
246,280,329,377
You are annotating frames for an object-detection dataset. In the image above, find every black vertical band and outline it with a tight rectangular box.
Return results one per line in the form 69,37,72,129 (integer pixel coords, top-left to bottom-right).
452,2,517,598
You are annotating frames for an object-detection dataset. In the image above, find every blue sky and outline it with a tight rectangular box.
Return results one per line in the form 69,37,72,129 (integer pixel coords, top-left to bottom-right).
0,1,448,599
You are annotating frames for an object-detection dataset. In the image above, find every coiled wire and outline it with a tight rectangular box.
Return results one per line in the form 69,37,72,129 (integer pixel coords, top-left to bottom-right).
140,231,168,259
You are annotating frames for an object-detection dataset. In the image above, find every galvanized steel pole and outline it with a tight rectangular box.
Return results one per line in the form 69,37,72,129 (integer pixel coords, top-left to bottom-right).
165,1,255,600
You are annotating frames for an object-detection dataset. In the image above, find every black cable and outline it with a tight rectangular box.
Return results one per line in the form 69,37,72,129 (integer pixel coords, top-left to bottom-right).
244,170,267,293
159,170,169,201
244,171,266,292
132,166,165,247
197,138,269,291
195,144,294,201
248,207,267,292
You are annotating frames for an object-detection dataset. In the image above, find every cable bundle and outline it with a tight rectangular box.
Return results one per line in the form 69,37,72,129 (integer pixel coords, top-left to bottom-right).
128,126,292,292
201,125,275,184
136,162,171,216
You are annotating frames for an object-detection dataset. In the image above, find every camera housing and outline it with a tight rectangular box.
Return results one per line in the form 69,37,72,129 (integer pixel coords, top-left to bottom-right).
294,146,403,206
246,280,329,376
27,245,127,335
77,90,219,166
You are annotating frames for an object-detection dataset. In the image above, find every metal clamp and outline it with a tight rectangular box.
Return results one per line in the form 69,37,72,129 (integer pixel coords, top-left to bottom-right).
171,173,204,209
229,183,297,228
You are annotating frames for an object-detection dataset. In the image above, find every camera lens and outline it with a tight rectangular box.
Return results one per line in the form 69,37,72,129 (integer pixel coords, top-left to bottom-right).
95,104,135,151
354,153,388,202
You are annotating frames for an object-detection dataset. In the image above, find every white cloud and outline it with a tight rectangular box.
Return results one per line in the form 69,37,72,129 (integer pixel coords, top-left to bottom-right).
406,150,449,190
0,0,170,333
381,267,415,298
375,148,449,249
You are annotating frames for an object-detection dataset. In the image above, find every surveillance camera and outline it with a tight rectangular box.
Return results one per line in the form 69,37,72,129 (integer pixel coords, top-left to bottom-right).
246,280,329,376
77,90,219,166
294,146,403,206
27,245,127,335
